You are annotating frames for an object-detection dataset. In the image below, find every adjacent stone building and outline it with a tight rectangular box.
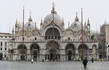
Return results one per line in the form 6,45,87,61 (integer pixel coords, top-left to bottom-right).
100,22,109,60
0,33,11,60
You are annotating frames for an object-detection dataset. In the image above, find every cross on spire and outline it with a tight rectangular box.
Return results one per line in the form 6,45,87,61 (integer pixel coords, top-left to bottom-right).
51,2,57,14
28,11,32,21
76,12,78,17
75,12,79,21
30,11,31,18
52,2,55,8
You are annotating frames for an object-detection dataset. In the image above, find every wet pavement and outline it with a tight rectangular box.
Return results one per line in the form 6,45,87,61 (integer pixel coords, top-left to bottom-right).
0,61,109,70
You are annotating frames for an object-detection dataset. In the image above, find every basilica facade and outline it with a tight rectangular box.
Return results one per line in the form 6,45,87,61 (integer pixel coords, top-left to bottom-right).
9,5,99,61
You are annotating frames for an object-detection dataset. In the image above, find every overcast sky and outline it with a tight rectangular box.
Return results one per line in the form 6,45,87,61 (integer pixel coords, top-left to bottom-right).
0,0,109,33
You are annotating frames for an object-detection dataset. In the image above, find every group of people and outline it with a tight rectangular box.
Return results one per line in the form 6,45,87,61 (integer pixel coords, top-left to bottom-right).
82,57,94,69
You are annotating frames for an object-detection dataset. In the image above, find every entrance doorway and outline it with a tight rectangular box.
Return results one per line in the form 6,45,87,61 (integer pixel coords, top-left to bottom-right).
21,55,25,60
46,41,60,61
49,47,57,61
0,53,3,60
78,44,88,60
68,50,72,60
30,43,40,61
50,53,55,60
33,51,37,60
65,44,75,61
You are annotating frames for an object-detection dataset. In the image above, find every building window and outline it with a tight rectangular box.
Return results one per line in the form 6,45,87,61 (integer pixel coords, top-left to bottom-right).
5,48,7,50
9,36,11,38
1,42,2,46
1,48,2,50
4,55,6,57
1,36,2,38
5,36,7,38
5,42,7,47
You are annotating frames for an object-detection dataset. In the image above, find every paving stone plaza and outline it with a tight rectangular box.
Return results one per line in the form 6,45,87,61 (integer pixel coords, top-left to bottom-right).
0,61,109,70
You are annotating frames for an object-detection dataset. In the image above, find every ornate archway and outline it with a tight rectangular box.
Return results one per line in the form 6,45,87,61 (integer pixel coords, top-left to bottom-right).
46,41,60,61
17,45,27,60
30,44,40,60
78,44,88,60
65,44,75,61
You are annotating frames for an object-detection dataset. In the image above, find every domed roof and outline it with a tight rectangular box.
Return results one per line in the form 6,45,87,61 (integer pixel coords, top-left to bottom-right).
44,13,62,24
44,4,62,26
70,16,81,30
24,17,38,31
24,21,35,29
70,21,81,28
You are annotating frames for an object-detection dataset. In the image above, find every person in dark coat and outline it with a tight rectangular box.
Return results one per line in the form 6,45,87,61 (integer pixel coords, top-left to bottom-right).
82,57,88,69
91,58,94,63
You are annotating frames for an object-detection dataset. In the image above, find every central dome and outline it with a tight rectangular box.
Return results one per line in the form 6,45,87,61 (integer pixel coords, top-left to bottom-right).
44,13,62,24
44,5,62,26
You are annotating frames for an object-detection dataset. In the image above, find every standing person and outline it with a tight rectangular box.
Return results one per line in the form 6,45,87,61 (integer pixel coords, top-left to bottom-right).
82,57,88,69
31,58,34,63
91,58,94,63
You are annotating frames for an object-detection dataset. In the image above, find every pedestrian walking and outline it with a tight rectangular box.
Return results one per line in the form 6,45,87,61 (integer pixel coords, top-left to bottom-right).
91,58,94,63
82,57,88,69
31,59,34,63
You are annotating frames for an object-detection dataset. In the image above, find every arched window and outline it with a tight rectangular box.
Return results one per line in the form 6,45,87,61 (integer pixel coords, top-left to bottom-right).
45,28,60,40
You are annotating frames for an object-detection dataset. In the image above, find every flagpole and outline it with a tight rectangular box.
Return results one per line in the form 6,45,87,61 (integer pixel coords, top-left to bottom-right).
22,6,24,53
81,8,83,60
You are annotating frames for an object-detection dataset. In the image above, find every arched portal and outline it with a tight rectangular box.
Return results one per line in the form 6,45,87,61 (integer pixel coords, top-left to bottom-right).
45,28,61,40
21,55,25,60
30,44,40,61
17,45,27,60
65,44,75,61
78,44,88,60
46,41,60,61
0,53,3,60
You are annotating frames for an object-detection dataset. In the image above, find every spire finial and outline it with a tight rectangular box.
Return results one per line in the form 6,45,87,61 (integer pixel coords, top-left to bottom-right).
35,22,37,28
30,11,31,18
16,18,18,24
12,27,14,32
87,18,90,26
68,21,70,28
76,12,78,17
88,18,90,23
52,2,55,8
85,21,86,26
41,18,42,23
51,2,57,14
40,18,43,25
28,11,32,21
75,12,79,21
